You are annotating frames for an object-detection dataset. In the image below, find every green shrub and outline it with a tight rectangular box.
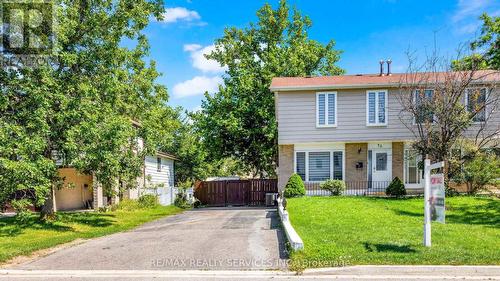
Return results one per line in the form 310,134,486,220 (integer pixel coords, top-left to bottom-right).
320,179,345,196
138,194,159,208
462,153,500,194
385,177,406,197
174,189,191,209
284,173,306,198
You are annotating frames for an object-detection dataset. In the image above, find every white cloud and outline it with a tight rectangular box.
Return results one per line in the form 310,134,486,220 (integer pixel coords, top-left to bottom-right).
451,0,499,34
160,7,201,24
452,0,490,23
172,76,223,98
183,44,227,73
183,44,202,52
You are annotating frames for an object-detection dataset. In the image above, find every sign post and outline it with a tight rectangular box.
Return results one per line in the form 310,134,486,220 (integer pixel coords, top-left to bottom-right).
423,159,444,247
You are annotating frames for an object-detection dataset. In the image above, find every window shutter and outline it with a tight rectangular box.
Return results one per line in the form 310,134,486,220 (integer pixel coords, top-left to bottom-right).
318,94,325,125
328,93,335,125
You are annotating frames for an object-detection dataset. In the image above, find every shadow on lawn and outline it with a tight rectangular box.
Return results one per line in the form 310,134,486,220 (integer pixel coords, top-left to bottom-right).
0,212,115,237
363,242,416,253
393,197,499,228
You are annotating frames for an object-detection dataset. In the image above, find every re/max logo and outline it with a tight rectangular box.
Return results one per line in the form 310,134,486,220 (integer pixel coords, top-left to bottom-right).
1,1,53,55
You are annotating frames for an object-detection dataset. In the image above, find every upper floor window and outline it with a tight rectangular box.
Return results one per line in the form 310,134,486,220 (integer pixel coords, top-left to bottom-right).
415,89,434,123
366,90,388,126
466,88,487,122
316,92,337,127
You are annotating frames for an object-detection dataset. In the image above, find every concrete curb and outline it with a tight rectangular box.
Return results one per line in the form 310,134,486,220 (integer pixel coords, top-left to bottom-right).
277,198,304,251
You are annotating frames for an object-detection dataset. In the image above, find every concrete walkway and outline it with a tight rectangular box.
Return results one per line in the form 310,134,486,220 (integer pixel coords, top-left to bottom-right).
11,207,287,270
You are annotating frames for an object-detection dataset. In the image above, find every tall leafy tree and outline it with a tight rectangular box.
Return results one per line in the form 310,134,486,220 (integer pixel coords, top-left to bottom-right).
196,0,344,177
0,0,177,218
452,13,499,70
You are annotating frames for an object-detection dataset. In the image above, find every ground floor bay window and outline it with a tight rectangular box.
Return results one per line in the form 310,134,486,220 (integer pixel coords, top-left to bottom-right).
294,150,344,182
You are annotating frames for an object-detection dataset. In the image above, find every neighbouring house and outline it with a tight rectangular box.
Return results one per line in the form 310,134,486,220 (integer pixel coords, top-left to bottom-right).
270,68,499,194
50,120,177,211
52,151,177,211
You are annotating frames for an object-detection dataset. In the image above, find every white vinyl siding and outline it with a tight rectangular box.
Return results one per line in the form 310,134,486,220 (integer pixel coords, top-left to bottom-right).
316,92,337,127
276,88,499,144
366,90,387,126
466,88,487,122
295,150,344,182
144,156,175,205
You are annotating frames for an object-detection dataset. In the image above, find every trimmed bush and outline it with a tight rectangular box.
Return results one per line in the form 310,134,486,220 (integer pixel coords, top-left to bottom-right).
385,177,406,197
284,173,306,198
138,194,159,208
320,179,345,196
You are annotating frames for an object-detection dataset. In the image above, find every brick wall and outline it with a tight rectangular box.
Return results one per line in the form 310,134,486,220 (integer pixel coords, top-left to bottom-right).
392,142,404,181
278,144,294,191
345,143,368,182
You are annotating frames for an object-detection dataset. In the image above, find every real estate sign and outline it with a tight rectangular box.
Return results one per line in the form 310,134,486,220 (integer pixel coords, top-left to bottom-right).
430,173,445,223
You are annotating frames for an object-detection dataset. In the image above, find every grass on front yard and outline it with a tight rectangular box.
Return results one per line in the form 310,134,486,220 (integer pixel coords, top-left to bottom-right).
287,196,499,266
0,205,183,263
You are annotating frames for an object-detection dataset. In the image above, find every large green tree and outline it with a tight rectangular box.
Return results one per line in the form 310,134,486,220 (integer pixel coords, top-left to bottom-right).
452,13,499,70
196,0,344,177
165,112,244,184
0,0,177,218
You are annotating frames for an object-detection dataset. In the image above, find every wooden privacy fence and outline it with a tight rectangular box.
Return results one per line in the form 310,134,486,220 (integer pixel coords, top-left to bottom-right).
194,179,278,207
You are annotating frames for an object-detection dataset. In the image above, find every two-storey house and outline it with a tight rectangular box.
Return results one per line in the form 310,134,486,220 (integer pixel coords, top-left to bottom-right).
270,70,499,194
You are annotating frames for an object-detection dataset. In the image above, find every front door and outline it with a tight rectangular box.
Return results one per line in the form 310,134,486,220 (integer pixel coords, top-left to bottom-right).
369,149,392,189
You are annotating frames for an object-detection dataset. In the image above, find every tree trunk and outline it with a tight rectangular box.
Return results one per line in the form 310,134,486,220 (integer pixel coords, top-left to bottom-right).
40,187,56,221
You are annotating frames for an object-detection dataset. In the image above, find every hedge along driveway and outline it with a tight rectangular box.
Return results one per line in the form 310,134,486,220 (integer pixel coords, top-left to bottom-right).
0,205,183,263
286,196,500,266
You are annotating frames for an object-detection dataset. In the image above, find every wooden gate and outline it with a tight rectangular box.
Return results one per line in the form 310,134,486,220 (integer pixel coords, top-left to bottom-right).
194,179,278,207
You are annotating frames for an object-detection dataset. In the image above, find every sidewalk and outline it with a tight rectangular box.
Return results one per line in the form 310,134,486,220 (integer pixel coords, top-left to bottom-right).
1,265,499,280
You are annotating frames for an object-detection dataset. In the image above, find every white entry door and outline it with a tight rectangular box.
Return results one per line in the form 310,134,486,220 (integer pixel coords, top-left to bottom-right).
371,149,392,184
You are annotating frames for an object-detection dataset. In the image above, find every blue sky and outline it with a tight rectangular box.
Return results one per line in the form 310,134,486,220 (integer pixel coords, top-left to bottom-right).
143,0,499,112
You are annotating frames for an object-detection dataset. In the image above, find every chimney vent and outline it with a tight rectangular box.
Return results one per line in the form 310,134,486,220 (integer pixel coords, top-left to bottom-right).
386,59,392,76
379,60,385,76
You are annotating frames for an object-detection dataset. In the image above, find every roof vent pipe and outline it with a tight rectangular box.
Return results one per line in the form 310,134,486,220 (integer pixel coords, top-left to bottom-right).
379,60,385,76
386,59,392,76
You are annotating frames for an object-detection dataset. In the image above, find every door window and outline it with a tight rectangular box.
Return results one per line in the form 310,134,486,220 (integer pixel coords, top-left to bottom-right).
376,153,387,171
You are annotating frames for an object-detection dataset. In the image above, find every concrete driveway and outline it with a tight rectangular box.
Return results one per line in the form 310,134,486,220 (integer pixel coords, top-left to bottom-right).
13,208,287,270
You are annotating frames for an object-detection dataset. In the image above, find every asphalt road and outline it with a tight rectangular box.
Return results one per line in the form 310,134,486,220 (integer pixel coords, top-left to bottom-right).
12,207,287,270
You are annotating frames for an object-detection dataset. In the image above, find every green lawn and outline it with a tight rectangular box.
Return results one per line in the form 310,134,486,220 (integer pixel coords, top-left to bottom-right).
287,196,500,266
0,205,183,263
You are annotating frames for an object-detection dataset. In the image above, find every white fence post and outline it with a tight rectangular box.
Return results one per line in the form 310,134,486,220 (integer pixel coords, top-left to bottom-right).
423,158,431,247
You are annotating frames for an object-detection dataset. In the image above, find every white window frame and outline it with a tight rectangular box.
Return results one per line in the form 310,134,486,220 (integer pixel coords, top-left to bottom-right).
366,90,388,126
294,150,345,182
465,87,488,124
316,92,337,128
